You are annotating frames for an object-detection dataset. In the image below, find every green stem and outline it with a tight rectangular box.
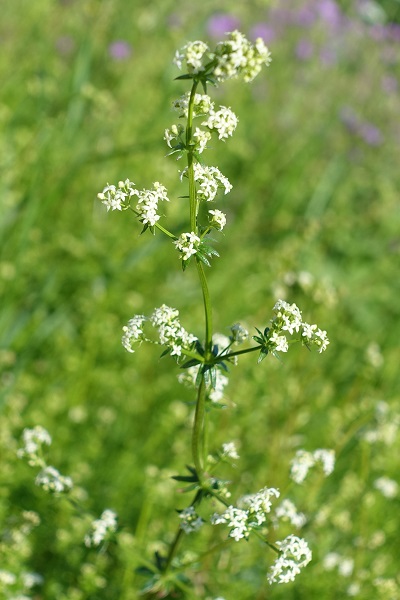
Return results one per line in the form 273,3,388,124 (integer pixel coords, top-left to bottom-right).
186,81,199,232
215,344,262,361
196,260,213,355
192,375,207,482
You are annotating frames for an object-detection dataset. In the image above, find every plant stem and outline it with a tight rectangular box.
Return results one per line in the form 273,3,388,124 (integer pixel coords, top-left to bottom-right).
192,374,207,481
196,260,213,355
186,81,199,232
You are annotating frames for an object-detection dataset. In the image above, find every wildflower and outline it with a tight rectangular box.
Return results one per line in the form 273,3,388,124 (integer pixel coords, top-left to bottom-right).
267,331,289,353
202,106,239,140
188,163,232,202
179,506,204,534
164,123,184,148
208,209,227,230
174,231,201,261
84,509,117,547
17,426,52,467
213,31,272,82
222,442,239,460
150,304,197,357
290,449,335,484
108,40,132,61
272,299,302,334
35,466,73,494
97,183,128,212
173,92,214,118
267,535,312,584
173,40,209,74
212,487,280,540
275,499,307,529
193,127,212,153
230,323,249,344
374,476,399,498
135,182,170,227
290,450,315,484
121,315,146,353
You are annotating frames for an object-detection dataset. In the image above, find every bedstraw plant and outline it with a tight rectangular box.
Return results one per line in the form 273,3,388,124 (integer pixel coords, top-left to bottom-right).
18,31,332,598
96,31,330,596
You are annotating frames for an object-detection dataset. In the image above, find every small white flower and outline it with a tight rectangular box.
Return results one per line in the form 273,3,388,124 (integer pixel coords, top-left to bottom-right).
173,231,200,260
208,209,227,231
230,323,249,344
374,476,399,498
17,426,52,467
84,509,117,547
275,499,307,529
267,535,312,585
222,442,239,460
179,506,204,534
290,450,315,484
122,315,146,353
202,106,239,140
173,40,209,74
35,466,73,494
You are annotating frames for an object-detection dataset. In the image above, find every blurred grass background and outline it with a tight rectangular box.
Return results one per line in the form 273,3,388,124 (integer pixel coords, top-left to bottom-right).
1,0,400,598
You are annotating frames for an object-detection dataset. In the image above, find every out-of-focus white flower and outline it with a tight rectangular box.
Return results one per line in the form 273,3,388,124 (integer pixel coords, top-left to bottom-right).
84,509,117,547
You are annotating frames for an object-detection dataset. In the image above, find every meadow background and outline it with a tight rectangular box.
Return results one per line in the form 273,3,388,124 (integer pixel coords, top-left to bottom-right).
1,0,400,598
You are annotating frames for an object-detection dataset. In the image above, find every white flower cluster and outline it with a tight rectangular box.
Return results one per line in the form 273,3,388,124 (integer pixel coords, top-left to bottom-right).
173,40,209,74
35,466,73,494
267,535,312,584
202,106,239,140
374,476,399,499
181,162,232,202
173,92,214,118
208,209,226,231
84,509,117,547
267,299,330,354
179,506,204,534
18,427,74,494
17,426,52,467
150,304,197,357
211,487,280,541
98,180,169,227
274,499,307,529
323,552,354,577
121,314,146,353
164,123,184,149
214,31,272,83
290,448,335,484
177,364,229,403
173,231,201,261
121,305,197,358
173,31,271,84
222,441,239,460
230,323,249,344
192,127,212,153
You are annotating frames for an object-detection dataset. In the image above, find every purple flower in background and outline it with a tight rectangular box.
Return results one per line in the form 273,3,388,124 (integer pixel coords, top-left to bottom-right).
295,39,314,60
339,106,359,134
249,23,276,44
108,40,132,61
387,23,400,42
295,5,317,27
359,123,383,146
316,0,342,28
206,13,240,39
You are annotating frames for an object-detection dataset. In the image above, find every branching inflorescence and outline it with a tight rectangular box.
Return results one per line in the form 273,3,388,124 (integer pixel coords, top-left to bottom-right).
95,29,332,595
15,30,333,596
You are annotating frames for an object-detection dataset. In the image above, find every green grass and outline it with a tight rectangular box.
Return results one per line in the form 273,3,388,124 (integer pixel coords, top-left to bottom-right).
1,1,400,598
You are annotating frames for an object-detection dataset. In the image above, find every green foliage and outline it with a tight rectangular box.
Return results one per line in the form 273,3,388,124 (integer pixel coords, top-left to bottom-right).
1,0,400,598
